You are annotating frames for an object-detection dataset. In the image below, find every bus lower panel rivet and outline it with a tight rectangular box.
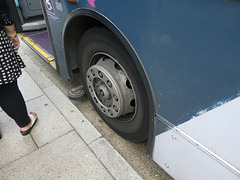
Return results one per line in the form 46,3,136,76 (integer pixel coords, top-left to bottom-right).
172,135,176,140
165,163,169,168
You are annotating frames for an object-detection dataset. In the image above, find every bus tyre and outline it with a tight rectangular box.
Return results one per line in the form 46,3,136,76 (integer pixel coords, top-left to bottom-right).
78,27,149,142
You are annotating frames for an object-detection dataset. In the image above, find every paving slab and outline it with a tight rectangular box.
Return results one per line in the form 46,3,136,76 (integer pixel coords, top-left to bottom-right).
0,131,114,180
20,54,54,89
18,70,44,102
0,112,37,168
25,95,73,147
43,85,101,145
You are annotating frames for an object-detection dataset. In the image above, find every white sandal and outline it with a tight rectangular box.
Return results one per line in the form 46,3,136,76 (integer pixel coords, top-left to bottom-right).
20,112,38,136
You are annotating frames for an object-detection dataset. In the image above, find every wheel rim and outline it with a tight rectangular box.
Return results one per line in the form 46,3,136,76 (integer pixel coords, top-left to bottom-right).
86,53,136,120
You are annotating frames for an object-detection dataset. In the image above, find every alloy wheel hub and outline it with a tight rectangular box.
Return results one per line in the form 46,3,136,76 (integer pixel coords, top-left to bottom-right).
86,57,135,118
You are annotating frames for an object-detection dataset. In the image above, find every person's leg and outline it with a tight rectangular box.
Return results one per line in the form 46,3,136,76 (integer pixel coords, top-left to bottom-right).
0,81,30,128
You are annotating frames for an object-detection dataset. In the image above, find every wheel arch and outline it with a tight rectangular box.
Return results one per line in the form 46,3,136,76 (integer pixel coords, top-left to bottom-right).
63,8,157,156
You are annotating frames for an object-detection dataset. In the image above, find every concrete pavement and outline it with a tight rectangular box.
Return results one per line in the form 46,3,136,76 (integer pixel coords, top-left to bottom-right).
0,40,142,180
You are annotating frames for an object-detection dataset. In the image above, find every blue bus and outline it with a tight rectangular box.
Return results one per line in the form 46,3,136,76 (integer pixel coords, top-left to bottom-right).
39,0,240,179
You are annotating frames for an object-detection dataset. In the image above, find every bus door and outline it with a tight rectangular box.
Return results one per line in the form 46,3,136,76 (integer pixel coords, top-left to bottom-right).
19,0,43,20
40,0,73,80
8,0,46,32
7,0,56,70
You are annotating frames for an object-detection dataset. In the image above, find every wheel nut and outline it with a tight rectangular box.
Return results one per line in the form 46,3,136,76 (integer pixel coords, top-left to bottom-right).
108,109,113,116
98,71,103,78
101,106,105,112
113,94,118,101
113,105,118,112
91,70,95,76
107,80,112,88
89,86,93,92
87,75,92,82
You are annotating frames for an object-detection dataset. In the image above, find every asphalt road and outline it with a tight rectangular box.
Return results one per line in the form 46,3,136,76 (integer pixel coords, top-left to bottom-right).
24,42,172,180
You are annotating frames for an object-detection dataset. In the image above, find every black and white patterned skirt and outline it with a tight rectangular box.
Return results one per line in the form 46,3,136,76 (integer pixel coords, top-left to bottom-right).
0,29,25,85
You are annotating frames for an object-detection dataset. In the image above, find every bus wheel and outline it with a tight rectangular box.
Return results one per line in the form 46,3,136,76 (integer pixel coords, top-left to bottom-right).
78,27,149,142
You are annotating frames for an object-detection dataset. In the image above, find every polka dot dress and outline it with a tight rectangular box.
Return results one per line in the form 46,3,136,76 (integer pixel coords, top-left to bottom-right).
0,29,25,85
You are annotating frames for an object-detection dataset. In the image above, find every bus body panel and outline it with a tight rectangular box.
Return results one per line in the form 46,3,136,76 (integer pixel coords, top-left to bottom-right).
43,0,240,126
40,0,240,178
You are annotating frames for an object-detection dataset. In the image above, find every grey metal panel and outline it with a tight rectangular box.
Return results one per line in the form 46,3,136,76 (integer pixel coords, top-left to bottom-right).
179,96,240,172
26,0,42,11
19,0,43,19
153,128,240,180
153,96,240,179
